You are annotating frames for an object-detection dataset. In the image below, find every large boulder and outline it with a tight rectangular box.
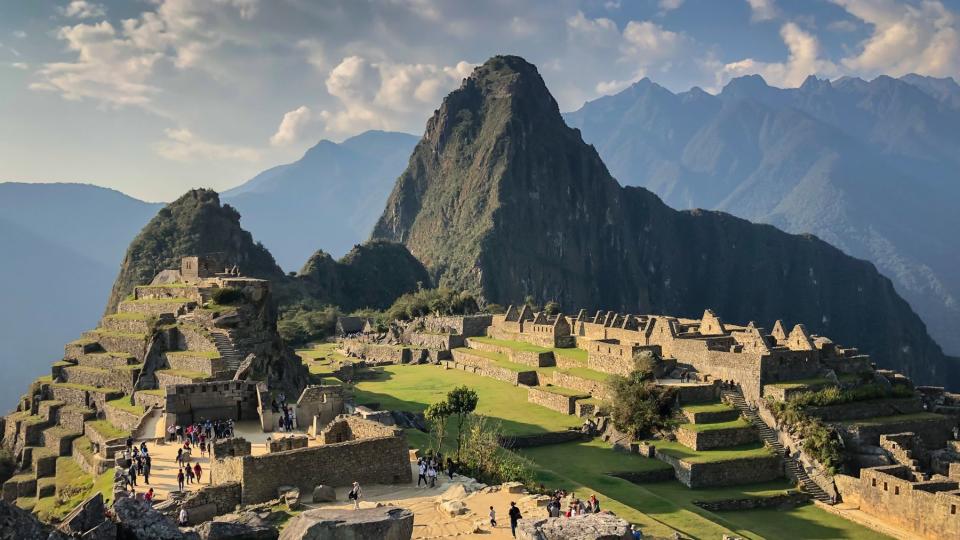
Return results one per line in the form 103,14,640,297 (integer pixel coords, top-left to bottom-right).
0,500,67,540
516,513,632,540
114,496,189,540
311,485,336,503
195,521,278,540
279,507,413,540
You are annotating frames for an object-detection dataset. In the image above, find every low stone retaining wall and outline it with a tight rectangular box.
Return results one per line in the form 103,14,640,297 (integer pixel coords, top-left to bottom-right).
50,385,123,413
409,332,465,350
833,414,956,450
527,387,588,415
42,427,81,456
693,492,811,511
547,371,609,400
341,342,411,364
63,366,138,394
682,407,740,424
806,397,923,422
178,482,242,525
499,430,586,448
57,406,96,433
103,403,143,433
134,391,166,409
93,334,148,362
466,339,555,367
674,383,718,404
102,316,153,334
156,371,203,387
444,359,537,386
675,424,757,451
656,451,782,488
164,352,224,376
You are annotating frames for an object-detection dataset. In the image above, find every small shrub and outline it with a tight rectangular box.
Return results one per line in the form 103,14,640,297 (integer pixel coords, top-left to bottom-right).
607,357,676,439
211,287,245,305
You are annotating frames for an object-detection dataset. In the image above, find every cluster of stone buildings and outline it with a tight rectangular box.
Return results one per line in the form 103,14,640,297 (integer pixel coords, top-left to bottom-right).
337,304,960,539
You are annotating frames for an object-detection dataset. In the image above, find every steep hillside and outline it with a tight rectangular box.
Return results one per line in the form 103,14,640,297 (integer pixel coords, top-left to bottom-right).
105,189,287,314
224,130,418,269
566,75,960,355
373,55,957,388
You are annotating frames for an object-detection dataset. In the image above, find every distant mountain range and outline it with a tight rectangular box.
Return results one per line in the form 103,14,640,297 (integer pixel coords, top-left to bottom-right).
565,73,960,356
372,55,957,388
222,130,418,270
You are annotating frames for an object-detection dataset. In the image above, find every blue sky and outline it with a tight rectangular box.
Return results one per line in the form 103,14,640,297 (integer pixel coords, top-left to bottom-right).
1,0,958,201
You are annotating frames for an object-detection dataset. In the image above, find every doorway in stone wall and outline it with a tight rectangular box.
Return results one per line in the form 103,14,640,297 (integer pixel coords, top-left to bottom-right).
237,400,242,420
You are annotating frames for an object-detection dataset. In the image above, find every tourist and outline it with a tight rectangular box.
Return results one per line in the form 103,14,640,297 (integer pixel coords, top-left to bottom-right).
589,494,600,513
446,457,455,480
489,506,497,528
194,462,202,483
175,424,183,443
630,524,643,539
176,448,183,466
143,456,151,485
417,459,427,487
199,441,206,457
144,488,154,503
177,468,185,491
126,436,134,452
348,481,362,510
427,464,437,488
508,502,522,538
186,463,195,485
178,506,188,526
167,425,176,442
128,462,137,487
140,441,148,455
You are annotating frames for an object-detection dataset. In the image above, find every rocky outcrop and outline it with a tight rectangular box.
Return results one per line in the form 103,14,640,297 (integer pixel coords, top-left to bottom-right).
113,497,190,540
0,500,67,540
278,507,414,540
371,55,953,386
516,513,632,540
194,521,278,540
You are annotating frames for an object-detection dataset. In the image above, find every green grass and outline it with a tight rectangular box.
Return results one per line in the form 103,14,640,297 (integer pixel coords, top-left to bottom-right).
768,378,833,390
535,384,590,398
34,375,53,384
683,402,737,414
552,347,587,362
553,365,609,382
106,397,146,416
89,329,148,340
520,439,886,540
835,412,948,426
679,418,751,433
453,347,534,372
104,312,153,321
85,419,129,440
125,297,193,304
351,364,579,436
155,368,209,380
52,382,121,394
34,458,116,521
52,361,74,368
645,440,775,463
137,388,166,397
73,436,93,460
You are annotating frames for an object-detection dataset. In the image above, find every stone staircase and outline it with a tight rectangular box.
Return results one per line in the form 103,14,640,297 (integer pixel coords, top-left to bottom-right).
721,388,834,503
210,329,243,374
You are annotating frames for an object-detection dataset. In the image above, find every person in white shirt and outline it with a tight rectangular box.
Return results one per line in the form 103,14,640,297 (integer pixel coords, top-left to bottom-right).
178,506,188,526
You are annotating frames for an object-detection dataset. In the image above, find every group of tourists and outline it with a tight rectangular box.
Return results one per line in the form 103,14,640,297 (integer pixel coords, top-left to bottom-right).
167,418,235,444
120,438,152,488
176,461,204,491
270,392,298,432
543,491,601,517
415,454,455,488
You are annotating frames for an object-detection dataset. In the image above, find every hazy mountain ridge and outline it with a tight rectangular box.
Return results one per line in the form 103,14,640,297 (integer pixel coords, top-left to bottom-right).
223,130,419,270
565,73,960,355
374,55,957,388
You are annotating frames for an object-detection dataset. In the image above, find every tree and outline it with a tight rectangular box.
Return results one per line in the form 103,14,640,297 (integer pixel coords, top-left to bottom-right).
607,357,676,439
424,399,454,454
447,385,479,460
523,295,540,312
543,301,561,315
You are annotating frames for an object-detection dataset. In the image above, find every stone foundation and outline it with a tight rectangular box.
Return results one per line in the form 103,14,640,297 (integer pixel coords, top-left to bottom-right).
527,387,589,415
675,424,757,451
656,451,782,488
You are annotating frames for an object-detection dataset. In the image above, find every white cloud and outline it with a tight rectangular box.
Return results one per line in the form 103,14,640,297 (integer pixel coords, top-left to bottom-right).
11,62,29,70
720,22,836,87
13,31,26,39
60,1,106,19
566,11,620,49
831,0,960,78
270,106,316,146
746,0,778,21
659,0,684,12
827,19,859,32
320,56,473,135
154,127,260,162
621,20,683,59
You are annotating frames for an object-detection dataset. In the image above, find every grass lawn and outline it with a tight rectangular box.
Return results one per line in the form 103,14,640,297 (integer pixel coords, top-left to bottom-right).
647,440,775,463
536,385,590,398
351,364,579,436
469,336,550,353
552,347,587,362
453,348,534,373
156,368,209,380
520,439,887,540
166,350,220,359
34,458,116,521
106,397,146,416
679,418,751,432
683,402,736,414
768,378,833,389
85,419,129,440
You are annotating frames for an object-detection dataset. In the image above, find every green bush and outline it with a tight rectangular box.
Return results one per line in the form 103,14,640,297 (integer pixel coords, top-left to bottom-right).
789,382,913,408
607,357,676,439
385,287,479,322
211,287,245,305
766,396,844,473
278,303,342,346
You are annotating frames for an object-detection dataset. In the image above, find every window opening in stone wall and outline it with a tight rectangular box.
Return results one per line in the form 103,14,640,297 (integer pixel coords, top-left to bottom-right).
883,482,888,491
871,478,877,487
952,504,957,515
894,486,899,495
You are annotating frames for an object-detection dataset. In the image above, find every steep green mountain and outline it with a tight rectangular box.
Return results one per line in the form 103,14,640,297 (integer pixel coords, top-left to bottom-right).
565,75,960,356
373,55,957,388
105,189,287,314
223,130,418,269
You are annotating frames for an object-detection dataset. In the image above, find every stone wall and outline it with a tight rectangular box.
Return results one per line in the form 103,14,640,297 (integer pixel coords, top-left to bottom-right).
163,352,224,376
846,466,960,540
656,451,782,488
103,401,145,433
675,424,757,451
408,332,464,350
50,385,123,413
499,430,586,448
62,366,138,394
585,340,651,376
527,387,587,415
295,385,344,431
546,372,610,400
446,353,538,386
682,407,740,424
693,492,811,511
164,381,259,426
465,340,554,367
834,415,956,450
417,315,492,337
178,482,242,525
268,435,309,453
223,432,411,504
674,383,719,405
133,391,165,409
806,398,923,422
341,342,410,364
172,325,218,353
